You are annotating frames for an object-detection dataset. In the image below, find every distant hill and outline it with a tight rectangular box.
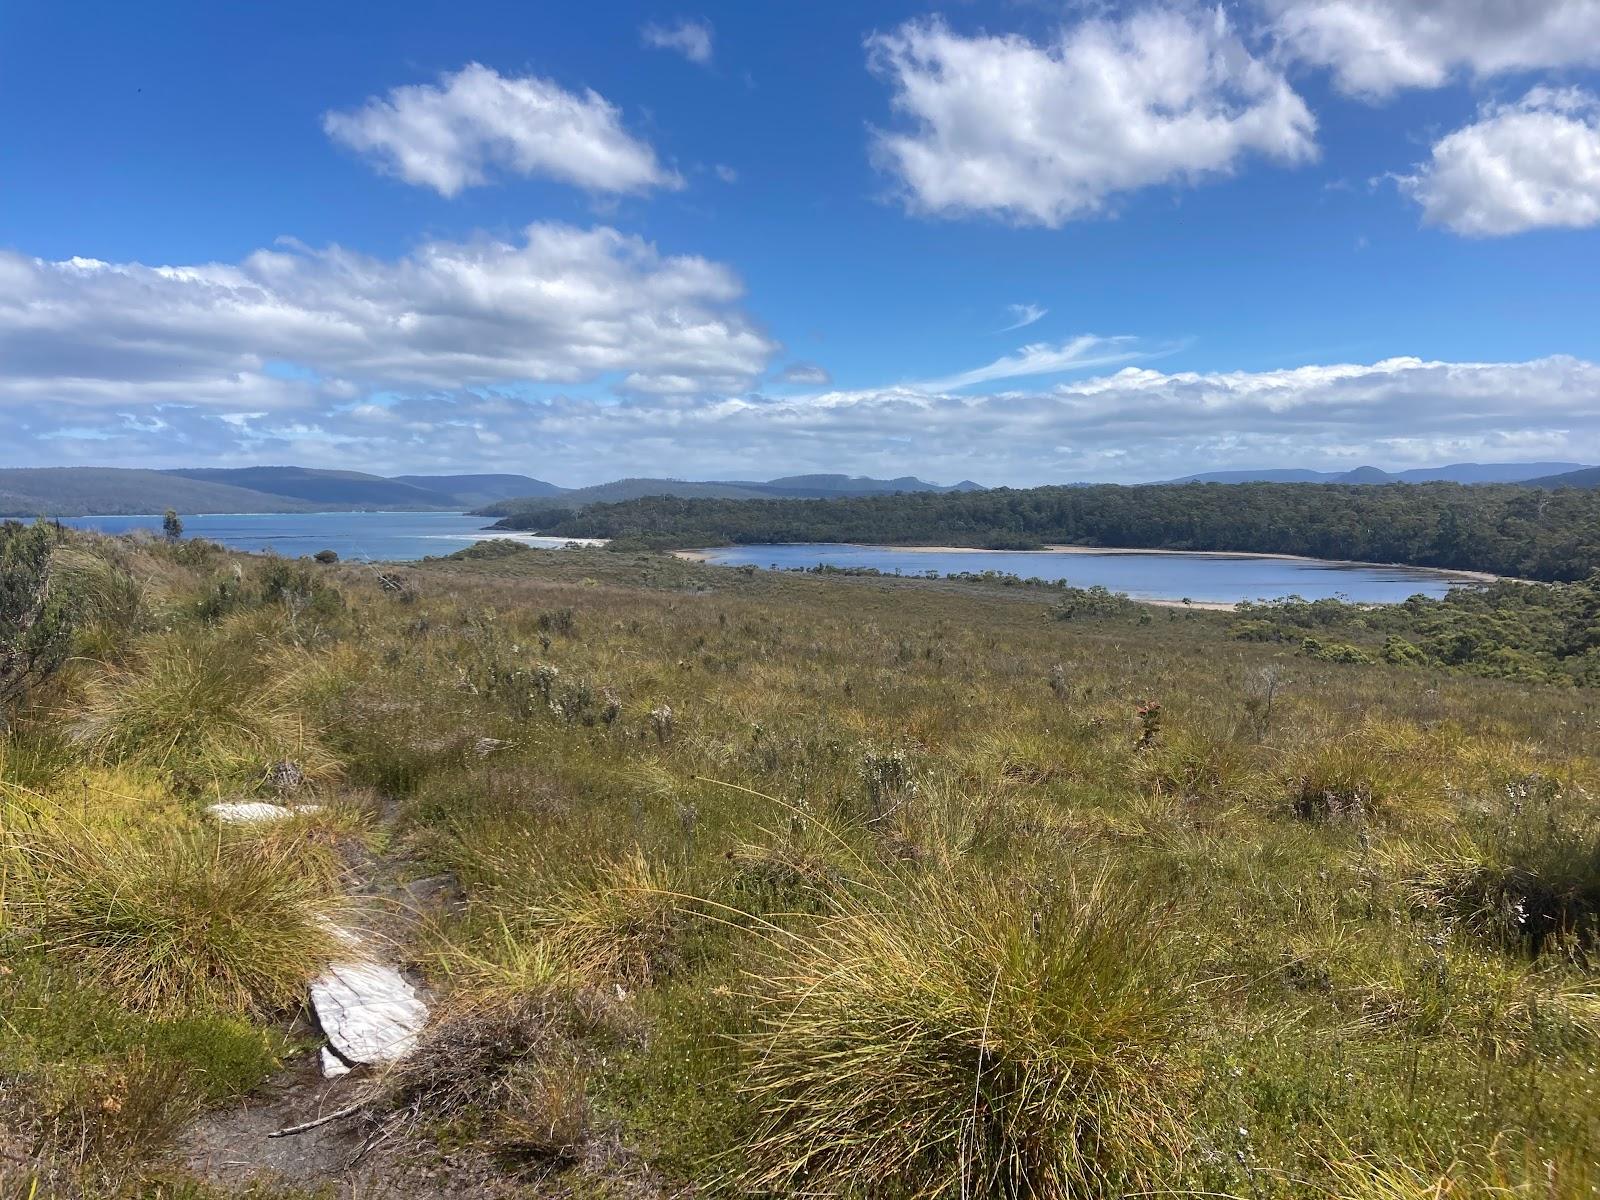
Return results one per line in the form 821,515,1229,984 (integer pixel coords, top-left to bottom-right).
477,474,982,516
1524,466,1600,489
163,467,456,509
0,467,321,517
1,465,983,517
1166,462,1588,485
390,474,564,506
719,474,985,498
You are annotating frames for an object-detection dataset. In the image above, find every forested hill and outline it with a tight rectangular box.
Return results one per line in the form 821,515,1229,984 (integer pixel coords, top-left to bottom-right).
502,482,1600,582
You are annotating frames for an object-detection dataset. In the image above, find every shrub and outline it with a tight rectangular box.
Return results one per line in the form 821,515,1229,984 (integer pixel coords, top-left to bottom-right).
1,520,74,716
740,874,1193,1198
19,822,343,1012
1301,636,1376,665
1049,586,1143,621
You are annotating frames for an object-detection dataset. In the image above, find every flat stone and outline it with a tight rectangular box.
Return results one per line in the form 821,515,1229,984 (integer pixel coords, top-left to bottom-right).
207,801,323,824
208,801,291,823
310,961,428,1070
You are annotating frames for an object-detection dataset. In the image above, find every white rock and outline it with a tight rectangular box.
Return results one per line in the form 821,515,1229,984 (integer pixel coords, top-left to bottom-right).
207,801,323,824
320,1046,353,1078
310,961,429,1070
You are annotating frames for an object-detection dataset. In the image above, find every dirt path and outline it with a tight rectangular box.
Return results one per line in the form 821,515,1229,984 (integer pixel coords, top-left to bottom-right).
176,800,487,1197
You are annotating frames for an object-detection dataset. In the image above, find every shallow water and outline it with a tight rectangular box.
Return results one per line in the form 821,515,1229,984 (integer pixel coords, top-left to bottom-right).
56,511,567,562
698,543,1471,605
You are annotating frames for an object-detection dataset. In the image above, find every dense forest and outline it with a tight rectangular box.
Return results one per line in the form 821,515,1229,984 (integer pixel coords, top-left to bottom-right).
497,482,1600,581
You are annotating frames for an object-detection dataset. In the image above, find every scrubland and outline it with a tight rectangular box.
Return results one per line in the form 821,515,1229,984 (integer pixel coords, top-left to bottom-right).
2,529,1598,1198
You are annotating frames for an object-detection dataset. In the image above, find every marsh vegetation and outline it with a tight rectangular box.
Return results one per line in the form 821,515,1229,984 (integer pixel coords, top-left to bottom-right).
2,524,1598,1198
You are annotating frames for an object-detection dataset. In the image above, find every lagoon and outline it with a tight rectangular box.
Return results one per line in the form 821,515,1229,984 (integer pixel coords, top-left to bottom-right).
695,543,1477,606
55,511,578,562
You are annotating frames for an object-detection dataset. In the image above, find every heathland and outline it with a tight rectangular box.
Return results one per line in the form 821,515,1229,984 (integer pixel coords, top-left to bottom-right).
2,524,1598,1198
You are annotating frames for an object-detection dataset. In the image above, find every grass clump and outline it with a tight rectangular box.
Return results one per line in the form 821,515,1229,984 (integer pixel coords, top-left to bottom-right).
1405,776,1600,954
740,872,1194,1198
19,822,344,1013
72,629,339,793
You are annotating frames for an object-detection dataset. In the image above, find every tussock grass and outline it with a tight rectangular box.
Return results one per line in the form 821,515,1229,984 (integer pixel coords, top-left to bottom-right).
521,850,688,985
72,628,339,792
1402,777,1600,954
740,872,1195,1198
1283,733,1444,825
18,820,344,1012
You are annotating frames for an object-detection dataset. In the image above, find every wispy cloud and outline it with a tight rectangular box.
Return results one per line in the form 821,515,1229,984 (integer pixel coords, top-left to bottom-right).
776,362,832,386
641,18,714,65
918,335,1148,391
999,303,1047,332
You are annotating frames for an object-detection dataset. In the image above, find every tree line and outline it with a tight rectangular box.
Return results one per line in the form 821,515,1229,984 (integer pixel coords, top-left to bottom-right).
496,482,1600,582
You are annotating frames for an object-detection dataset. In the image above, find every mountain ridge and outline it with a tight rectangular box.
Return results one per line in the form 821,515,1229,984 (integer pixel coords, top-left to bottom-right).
1163,462,1588,485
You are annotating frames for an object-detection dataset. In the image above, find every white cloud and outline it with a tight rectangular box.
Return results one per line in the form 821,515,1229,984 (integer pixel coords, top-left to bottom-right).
1000,303,1047,332
1399,88,1600,236
0,223,776,420
920,335,1149,390
323,63,680,196
641,18,714,65
866,8,1316,227
8,348,1598,483
1261,0,1600,99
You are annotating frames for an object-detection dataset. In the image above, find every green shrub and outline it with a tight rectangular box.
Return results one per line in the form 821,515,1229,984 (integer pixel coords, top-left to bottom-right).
1301,636,1376,665
1,520,74,717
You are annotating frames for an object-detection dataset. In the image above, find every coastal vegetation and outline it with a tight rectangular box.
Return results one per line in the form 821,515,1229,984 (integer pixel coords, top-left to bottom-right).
493,481,1600,581
2,523,1598,1198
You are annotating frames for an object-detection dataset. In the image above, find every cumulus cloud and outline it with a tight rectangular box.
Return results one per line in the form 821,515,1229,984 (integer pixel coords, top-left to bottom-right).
866,8,1316,226
641,18,714,65
323,63,679,196
1398,88,1600,236
999,303,1047,332
0,223,776,423
776,362,832,386
8,350,1599,482
1260,0,1600,99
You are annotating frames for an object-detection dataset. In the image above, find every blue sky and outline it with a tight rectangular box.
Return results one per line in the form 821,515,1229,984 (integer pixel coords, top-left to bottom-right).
3,0,1599,485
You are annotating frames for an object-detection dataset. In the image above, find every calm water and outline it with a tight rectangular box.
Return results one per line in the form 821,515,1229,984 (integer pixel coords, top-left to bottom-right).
699,543,1472,605
57,511,583,562
51,513,1473,603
